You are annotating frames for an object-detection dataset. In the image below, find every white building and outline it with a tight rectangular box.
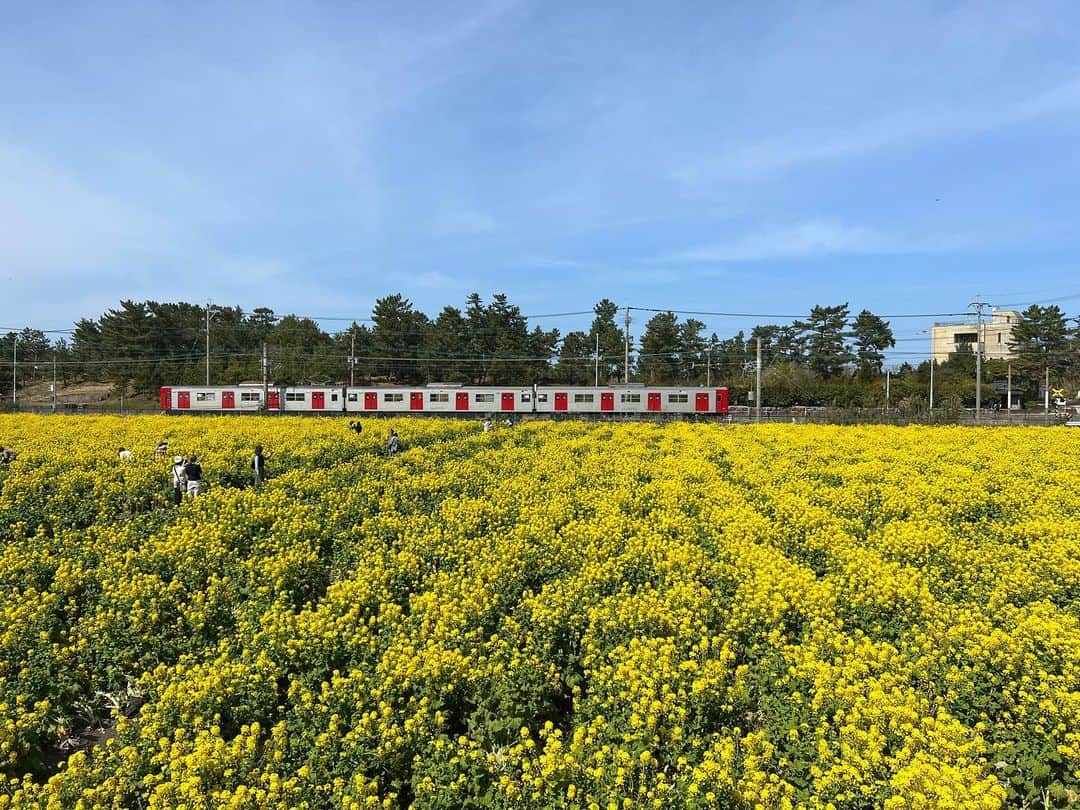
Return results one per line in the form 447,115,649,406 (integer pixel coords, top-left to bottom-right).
931,309,1020,364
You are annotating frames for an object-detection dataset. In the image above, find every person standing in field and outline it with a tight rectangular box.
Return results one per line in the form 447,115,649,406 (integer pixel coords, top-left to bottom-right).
347,420,362,434
154,439,170,459
252,445,266,487
386,429,401,457
171,455,186,505
184,454,203,498
118,447,133,462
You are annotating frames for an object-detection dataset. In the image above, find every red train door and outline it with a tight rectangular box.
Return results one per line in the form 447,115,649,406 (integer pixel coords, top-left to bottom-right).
695,392,709,412
222,391,236,409
647,392,661,412
555,392,568,412
601,392,614,412
160,387,172,410
364,392,377,410
501,392,515,412
268,391,280,410
456,392,469,411
715,388,729,414
177,391,190,410
312,391,325,410
410,391,424,411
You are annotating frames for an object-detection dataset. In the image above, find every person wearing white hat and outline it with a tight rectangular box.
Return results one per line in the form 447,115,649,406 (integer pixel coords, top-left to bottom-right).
171,456,186,505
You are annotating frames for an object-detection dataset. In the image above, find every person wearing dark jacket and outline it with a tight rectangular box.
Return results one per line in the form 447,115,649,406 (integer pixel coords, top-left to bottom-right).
184,455,203,497
252,446,266,487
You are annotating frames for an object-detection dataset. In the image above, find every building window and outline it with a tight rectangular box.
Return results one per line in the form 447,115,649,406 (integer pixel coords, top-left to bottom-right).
954,332,977,345
196,392,216,402
285,392,306,402
475,393,495,403
429,392,449,402
997,333,1002,344
574,393,594,403
383,393,404,403
240,392,260,402
621,393,641,403
667,393,689,404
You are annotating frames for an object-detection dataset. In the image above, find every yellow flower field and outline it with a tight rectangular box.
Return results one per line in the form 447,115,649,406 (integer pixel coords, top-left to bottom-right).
0,414,1078,808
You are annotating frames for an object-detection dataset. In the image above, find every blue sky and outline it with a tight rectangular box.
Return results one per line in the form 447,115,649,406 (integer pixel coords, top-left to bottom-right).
3,1,1080,359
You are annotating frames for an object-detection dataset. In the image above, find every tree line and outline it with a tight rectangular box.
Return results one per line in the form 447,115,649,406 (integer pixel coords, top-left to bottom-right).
2,297,1078,410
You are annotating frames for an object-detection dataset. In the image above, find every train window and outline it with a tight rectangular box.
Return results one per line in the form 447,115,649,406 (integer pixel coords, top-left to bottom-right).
196,392,216,402
429,392,449,402
574,393,594,403
521,392,532,401
537,393,549,402
621,393,641,403
667,393,688,404
331,393,339,401
347,393,358,402
285,392,306,402
384,393,404,403
475,393,495,403
240,392,261,402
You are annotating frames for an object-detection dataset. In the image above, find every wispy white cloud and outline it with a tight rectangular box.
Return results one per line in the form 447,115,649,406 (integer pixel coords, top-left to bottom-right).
673,75,1080,186
667,220,996,263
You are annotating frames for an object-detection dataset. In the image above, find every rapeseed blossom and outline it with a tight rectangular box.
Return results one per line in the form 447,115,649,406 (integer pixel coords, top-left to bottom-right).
0,415,1076,807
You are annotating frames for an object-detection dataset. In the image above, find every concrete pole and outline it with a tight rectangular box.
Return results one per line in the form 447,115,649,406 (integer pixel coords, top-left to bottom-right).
1045,365,1050,421
624,307,630,384
1007,362,1012,411
755,336,762,423
262,342,269,411
205,305,211,386
594,332,599,386
974,305,983,421
929,359,935,412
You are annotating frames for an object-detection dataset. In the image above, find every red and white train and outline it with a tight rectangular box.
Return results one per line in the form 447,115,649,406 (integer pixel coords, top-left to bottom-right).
160,384,730,417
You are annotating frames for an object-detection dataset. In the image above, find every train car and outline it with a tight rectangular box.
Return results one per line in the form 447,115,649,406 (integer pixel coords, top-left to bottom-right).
267,386,343,413
534,385,729,416
160,386,268,412
344,385,534,415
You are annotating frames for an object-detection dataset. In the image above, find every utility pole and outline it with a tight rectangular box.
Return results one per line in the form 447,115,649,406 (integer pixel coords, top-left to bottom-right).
885,369,891,414
1045,366,1050,421
755,336,762,423
969,299,990,421
623,307,630,384
349,329,356,387
594,332,600,386
706,341,712,387
929,358,935,413
52,352,57,412
205,302,222,386
1007,362,1012,411
11,334,16,410
262,342,269,411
